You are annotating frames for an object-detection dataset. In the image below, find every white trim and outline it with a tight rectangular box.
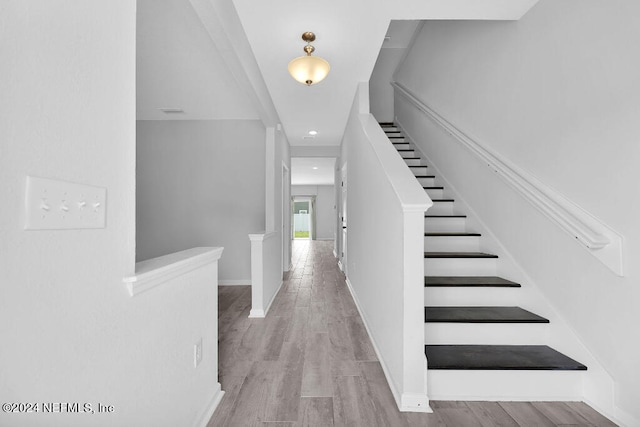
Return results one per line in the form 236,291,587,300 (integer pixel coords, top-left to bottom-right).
345,277,432,413
393,81,624,276
249,280,283,318
218,279,250,286
123,247,224,297
193,383,224,427
584,398,638,427
332,249,337,258
337,260,343,272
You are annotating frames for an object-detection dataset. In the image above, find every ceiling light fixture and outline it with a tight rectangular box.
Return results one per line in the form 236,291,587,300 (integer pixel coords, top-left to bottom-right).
312,167,318,170
308,130,318,135
288,32,330,86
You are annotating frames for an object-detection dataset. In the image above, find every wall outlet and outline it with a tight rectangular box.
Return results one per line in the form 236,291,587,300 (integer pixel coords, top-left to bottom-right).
194,338,202,368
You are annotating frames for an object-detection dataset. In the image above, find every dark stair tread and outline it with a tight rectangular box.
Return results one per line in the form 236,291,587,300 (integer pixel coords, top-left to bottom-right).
425,306,549,323
379,122,395,126
425,252,498,258
425,214,466,218
396,149,415,152
403,157,421,160
425,276,521,287
409,165,428,168
423,186,444,190
425,232,480,236
430,199,454,202
425,345,587,371
415,175,436,179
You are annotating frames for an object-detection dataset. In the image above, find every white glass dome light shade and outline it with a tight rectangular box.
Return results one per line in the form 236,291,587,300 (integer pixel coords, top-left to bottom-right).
288,55,331,86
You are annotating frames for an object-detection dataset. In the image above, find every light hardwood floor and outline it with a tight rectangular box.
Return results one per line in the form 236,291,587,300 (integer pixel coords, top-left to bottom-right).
207,240,617,427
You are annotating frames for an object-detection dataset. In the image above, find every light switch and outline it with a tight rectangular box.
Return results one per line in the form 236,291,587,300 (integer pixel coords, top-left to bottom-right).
25,176,107,230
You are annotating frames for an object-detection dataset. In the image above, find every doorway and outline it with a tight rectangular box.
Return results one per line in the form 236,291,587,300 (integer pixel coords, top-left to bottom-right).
293,197,313,239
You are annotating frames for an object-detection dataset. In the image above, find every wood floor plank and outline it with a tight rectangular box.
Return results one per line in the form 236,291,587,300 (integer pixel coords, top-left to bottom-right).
436,407,484,427
404,411,447,427
466,401,519,427
206,375,246,427
499,402,556,427
327,317,356,362
284,306,310,343
301,332,332,397
346,315,378,361
333,375,377,427
308,301,328,333
357,361,409,427
298,397,335,426
261,315,289,360
562,402,618,427
532,402,593,425
296,288,312,307
263,362,304,422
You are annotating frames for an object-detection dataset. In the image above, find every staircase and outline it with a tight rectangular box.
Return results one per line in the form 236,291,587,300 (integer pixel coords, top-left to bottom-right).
380,122,587,400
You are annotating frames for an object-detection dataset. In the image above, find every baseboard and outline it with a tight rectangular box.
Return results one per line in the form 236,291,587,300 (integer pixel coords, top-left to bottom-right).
218,279,250,286
337,260,343,272
344,277,431,413
585,398,638,427
194,383,224,427
316,238,334,241
249,280,283,318
332,249,337,258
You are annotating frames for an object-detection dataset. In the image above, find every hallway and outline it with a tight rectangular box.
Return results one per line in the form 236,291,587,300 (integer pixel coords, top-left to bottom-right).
207,240,615,426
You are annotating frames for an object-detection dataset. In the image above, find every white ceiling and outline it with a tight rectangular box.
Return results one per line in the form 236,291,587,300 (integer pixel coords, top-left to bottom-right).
291,158,336,186
137,0,260,120
137,0,539,146
232,0,539,147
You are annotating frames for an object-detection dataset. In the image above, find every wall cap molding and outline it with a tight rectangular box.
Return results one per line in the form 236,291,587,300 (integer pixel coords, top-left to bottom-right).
248,231,278,241
393,81,624,276
123,247,224,297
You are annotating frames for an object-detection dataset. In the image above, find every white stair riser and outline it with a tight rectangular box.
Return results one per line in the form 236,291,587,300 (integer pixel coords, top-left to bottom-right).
425,287,521,306
424,235,480,252
411,166,428,175
425,322,548,345
404,158,422,167
389,137,407,142
418,177,436,187
399,150,416,158
424,188,444,199
425,257,498,276
393,143,411,150
427,370,584,401
424,217,466,232
383,127,399,131
426,201,454,215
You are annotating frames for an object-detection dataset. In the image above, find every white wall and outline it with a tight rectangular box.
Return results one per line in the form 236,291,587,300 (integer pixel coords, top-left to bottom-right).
339,84,431,411
292,185,336,240
395,2,640,423
0,2,222,426
137,120,266,282
369,48,407,123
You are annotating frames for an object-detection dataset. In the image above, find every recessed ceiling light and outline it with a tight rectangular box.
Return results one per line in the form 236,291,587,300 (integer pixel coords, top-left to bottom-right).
312,167,318,170
308,130,318,136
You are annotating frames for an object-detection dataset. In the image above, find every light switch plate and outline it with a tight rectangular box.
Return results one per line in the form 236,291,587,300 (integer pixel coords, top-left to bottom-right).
25,176,107,230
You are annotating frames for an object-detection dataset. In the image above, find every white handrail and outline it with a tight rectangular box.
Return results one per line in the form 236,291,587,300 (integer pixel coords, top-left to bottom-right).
393,81,624,276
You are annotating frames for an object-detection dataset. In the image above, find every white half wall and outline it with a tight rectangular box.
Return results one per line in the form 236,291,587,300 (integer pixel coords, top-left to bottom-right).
136,119,266,282
340,83,431,412
292,185,336,240
395,2,640,423
0,2,224,426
